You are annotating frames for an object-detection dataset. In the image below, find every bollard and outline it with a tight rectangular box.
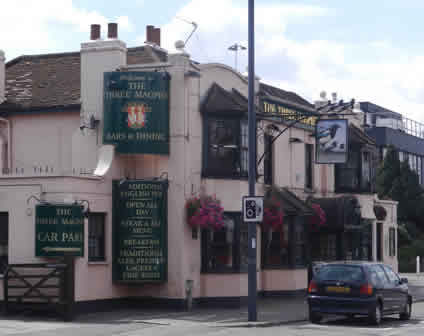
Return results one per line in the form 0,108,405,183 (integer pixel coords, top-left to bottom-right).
417,256,420,275
185,280,194,311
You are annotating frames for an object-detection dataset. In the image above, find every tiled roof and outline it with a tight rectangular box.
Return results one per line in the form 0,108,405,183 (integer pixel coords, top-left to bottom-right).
259,83,313,110
3,46,167,110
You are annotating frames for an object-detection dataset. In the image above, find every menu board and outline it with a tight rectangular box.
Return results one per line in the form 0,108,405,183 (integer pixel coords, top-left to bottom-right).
112,180,168,283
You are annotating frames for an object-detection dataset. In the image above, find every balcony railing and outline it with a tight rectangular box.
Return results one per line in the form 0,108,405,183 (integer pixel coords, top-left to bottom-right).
375,116,424,139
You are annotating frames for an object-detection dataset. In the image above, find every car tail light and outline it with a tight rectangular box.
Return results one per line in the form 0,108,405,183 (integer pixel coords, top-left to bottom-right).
308,281,318,294
360,284,373,296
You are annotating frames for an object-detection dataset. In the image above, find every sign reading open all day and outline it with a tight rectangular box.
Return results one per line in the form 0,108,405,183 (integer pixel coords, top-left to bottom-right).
35,204,84,257
112,180,168,284
103,71,170,154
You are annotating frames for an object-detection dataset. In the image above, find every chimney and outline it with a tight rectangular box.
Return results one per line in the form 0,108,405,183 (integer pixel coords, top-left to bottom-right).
0,50,4,104
107,23,118,39
90,24,101,40
146,25,161,47
331,92,337,104
146,25,154,43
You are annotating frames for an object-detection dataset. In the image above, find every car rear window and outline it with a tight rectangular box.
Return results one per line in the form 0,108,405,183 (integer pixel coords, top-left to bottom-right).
315,265,364,283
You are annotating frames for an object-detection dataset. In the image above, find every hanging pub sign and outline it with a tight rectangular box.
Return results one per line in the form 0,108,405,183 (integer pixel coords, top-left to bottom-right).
35,204,84,257
261,98,317,128
112,179,168,283
103,71,170,154
315,119,348,164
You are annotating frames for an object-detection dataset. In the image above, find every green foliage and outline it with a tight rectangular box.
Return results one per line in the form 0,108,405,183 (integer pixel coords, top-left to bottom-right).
376,146,401,198
376,146,424,223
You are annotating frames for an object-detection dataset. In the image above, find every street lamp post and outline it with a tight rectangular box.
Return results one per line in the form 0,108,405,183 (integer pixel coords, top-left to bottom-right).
247,0,257,322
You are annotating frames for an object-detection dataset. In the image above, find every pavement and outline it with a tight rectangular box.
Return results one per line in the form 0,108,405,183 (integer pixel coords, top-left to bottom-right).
1,273,423,329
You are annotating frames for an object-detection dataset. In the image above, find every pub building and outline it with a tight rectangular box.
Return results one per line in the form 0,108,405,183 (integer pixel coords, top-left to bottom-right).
0,23,397,313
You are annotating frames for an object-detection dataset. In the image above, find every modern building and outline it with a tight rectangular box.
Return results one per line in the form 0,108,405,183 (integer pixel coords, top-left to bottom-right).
361,101,424,184
0,24,397,313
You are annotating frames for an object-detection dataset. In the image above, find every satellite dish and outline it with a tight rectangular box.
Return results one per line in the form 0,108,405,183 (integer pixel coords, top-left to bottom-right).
94,145,115,177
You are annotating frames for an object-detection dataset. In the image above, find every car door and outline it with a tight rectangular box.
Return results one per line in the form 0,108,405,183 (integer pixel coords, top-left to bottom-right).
383,265,408,311
375,264,396,311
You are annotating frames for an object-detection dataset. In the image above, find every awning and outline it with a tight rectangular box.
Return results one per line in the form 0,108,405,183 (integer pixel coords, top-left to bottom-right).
265,187,314,216
307,195,361,230
200,83,247,117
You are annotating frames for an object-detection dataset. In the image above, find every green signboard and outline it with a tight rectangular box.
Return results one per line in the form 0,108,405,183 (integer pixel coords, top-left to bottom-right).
103,71,170,154
35,204,84,257
113,180,168,283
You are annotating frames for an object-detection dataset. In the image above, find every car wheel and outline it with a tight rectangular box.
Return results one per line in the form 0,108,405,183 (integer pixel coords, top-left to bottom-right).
309,307,322,324
399,301,412,320
369,303,382,325
309,312,322,324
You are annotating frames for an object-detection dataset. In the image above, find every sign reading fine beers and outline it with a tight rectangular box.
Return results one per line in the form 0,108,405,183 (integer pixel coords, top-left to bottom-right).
35,204,84,257
103,71,170,154
113,180,168,283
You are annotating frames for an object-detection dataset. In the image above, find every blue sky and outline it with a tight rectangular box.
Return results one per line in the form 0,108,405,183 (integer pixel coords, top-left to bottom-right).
1,0,424,122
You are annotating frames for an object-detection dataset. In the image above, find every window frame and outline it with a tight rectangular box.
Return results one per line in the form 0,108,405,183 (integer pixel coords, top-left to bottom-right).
335,144,373,193
305,143,314,190
88,212,106,262
0,212,8,274
202,115,249,179
264,134,273,185
389,227,396,257
201,212,247,273
261,216,307,270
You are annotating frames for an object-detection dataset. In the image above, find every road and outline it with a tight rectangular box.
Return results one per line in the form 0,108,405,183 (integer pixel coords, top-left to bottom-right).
0,302,424,336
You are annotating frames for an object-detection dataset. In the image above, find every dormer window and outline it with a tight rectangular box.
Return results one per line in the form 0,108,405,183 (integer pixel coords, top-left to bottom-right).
201,83,249,179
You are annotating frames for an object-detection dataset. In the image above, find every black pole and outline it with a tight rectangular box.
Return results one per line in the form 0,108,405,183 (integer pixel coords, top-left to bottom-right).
248,0,257,322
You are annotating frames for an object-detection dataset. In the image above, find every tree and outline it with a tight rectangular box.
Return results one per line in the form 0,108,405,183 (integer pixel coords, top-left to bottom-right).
376,146,424,226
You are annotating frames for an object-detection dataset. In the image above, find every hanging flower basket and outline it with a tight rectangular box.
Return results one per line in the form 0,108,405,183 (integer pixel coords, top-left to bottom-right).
185,195,224,230
263,197,285,231
309,203,326,229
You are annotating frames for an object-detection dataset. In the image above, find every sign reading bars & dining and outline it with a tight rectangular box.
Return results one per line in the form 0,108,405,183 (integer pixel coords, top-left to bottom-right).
103,71,170,154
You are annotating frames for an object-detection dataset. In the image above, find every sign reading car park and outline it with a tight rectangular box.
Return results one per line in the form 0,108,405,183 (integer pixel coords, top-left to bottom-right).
243,196,264,222
35,204,84,257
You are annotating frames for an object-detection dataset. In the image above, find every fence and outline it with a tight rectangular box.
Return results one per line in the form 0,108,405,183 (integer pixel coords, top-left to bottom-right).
3,260,75,321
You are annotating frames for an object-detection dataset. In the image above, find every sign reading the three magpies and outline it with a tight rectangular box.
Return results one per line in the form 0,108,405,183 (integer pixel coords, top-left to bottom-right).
103,71,170,155
315,119,348,164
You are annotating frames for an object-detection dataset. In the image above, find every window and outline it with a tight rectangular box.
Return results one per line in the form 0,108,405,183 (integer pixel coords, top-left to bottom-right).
399,151,404,162
361,151,371,190
88,213,106,262
383,265,400,284
305,144,314,190
264,134,273,185
203,117,248,178
0,213,8,273
389,227,396,257
418,156,422,184
201,212,247,273
335,146,373,192
261,217,307,268
370,265,389,287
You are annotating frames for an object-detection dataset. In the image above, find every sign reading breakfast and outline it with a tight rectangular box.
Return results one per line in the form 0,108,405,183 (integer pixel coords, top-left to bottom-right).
112,180,168,284
103,71,170,154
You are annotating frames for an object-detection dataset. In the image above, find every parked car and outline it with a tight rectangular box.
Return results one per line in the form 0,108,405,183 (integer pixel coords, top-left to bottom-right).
307,261,412,325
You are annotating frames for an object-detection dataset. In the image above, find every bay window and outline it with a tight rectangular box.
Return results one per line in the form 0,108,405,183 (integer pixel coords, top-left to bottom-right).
202,117,248,178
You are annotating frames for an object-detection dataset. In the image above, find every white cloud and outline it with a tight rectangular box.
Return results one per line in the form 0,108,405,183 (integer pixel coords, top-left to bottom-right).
0,0,133,59
150,0,424,123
